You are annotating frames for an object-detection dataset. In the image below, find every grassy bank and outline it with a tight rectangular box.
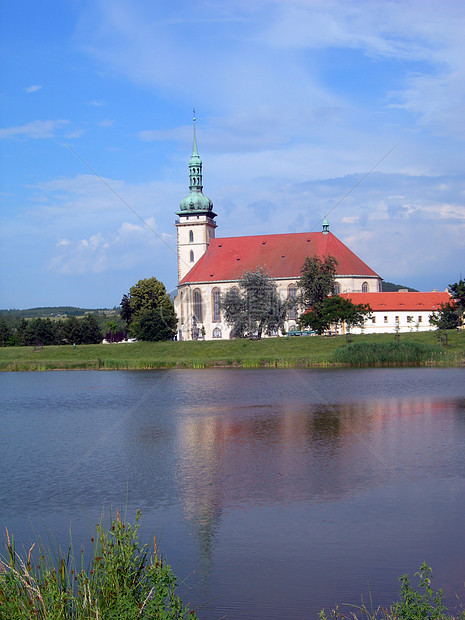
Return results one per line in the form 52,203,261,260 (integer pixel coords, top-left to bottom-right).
0,330,464,371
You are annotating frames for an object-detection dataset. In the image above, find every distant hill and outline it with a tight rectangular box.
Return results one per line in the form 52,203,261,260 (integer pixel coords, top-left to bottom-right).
382,281,419,292
0,306,118,320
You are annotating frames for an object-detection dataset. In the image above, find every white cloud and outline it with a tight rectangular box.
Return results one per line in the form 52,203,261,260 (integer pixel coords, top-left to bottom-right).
24,85,42,93
0,120,69,140
65,128,85,139
97,119,114,127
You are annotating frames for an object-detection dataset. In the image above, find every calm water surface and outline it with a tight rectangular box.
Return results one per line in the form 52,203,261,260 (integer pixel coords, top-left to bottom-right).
1,368,465,618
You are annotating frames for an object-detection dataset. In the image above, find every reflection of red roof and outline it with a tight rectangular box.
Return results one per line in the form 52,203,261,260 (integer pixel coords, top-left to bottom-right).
340,291,451,311
180,232,380,284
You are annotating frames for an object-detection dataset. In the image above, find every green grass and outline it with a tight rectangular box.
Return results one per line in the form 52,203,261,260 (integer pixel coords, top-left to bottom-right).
0,330,464,371
332,340,443,366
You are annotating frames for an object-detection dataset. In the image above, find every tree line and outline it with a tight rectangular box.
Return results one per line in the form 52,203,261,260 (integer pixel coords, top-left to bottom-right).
0,314,104,347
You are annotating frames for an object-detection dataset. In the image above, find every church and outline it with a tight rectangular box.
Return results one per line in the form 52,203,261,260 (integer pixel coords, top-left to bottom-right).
174,119,382,341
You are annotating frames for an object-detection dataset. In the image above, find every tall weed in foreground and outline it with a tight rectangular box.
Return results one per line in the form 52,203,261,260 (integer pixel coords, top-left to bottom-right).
319,563,465,619
0,509,197,619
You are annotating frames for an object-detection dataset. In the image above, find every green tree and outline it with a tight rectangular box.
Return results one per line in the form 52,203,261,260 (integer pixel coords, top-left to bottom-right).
0,319,12,346
130,307,177,342
431,279,465,331
122,277,177,341
298,255,338,309
449,277,465,326
106,320,118,343
80,314,104,344
62,316,81,344
120,293,133,332
300,295,372,335
430,301,461,330
449,277,465,307
31,317,57,345
221,267,288,338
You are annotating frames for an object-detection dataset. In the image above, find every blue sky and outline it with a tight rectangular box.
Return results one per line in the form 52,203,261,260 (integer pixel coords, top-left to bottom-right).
1,0,464,309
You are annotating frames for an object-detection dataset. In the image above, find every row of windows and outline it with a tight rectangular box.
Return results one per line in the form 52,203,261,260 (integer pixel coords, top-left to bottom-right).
180,283,374,325
370,315,424,324
333,282,370,294
182,286,298,324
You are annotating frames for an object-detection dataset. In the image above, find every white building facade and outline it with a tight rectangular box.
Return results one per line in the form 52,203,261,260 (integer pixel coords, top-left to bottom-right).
339,292,451,334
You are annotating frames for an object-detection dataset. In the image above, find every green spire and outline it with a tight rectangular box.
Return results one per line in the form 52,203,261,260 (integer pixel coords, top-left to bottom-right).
178,112,215,216
322,218,329,234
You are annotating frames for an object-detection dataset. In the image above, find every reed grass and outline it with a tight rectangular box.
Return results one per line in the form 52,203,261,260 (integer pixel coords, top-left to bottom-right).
0,509,197,619
331,341,443,366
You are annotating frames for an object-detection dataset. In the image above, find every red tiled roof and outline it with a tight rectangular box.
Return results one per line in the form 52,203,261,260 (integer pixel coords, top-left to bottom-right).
180,231,380,284
340,291,451,311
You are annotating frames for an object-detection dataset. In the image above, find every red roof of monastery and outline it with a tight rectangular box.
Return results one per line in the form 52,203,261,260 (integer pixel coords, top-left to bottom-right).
180,231,380,285
340,291,451,311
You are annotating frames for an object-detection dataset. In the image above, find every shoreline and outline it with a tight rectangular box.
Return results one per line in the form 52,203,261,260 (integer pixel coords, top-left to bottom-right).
1,330,464,371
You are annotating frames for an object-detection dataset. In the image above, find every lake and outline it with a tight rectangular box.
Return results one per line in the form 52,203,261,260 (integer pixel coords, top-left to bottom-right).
1,368,465,618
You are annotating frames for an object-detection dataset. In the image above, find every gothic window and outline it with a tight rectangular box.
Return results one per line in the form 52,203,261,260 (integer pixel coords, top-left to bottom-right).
190,250,194,262
334,282,341,294
189,230,194,243
193,289,203,322
288,284,297,319
213,327,222,339
212,288,221,322
180,291,184,324
362,281,368,293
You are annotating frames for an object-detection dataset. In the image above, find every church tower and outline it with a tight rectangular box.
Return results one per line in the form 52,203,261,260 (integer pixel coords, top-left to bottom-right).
175,113,217,282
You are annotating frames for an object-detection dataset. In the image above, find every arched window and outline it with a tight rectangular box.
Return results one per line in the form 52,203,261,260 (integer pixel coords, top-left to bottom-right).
180,291,184,324
213,327,222,339
362,281,368,293
288,284,297,319
193,289,203,322
189,230,194,243
189,250,194,262
334,282,341,294
212,287,221,322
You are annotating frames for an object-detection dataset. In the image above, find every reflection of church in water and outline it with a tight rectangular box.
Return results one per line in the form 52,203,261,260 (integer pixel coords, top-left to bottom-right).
176,394,446,588
174,117,382,341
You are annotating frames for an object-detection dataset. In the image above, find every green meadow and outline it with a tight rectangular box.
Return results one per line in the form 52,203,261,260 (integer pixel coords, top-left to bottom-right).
1,330,464,371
